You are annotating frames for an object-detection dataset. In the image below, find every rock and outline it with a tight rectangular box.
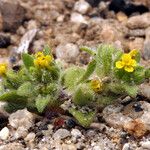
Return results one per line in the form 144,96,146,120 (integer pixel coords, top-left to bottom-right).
143,27,150,60
33,39,45,51
27,20,38,30
71,129,82,138
116,12,128,22
122,143,130,150
74,0,91,14
0,1,26,32
127,29,145,37
9,108,35,130
0,127,9,140
70,12,87,24
100,25,118,43
0,142,24,150
131,0,150,8
53,128,70,140
127,13,150,29
103,105,132,128
16,26,26,36
13,126,28,139
0,33,11,48
17,29,38,54
62,143,77,150
140,141,150,149
139,83,150,99
128,38,144,51
123,119,147,138
25,132,36,142
56,43,79,63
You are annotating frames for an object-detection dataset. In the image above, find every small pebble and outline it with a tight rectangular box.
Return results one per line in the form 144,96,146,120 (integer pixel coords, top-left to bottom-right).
53,129,70,140
0,127,9,140
71,129,82,138
141,141,150,149
122,143,130,150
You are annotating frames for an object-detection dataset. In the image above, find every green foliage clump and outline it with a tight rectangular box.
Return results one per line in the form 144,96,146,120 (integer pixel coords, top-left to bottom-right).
62,44,149,127
0,46,62,113
0,44,149,128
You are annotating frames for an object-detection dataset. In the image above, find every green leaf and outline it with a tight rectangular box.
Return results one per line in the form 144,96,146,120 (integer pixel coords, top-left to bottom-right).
22,53,34,69
17,82,34,97
4,102,26,113
35,95,50,113
69,108,95,128
96,45,114,77
133,66,145,84
134,52,141,63
5,71,23,89
62,66,85,91
145,68,150,79
97,95,115,108
78,60,96,83
0,90,24,102
108,82,125,94
123,84,138,98
73,84,94,106
43,45,51,55
80,46,96,56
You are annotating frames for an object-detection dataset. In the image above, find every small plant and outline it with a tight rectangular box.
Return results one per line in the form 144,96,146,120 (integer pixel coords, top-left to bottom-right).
62,45,150,127
0,44,149,128
0,46,63,113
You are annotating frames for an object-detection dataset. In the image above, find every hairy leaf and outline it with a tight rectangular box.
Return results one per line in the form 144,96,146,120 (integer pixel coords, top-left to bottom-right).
69,108,95,128
73,84,94,106
80,46,96,56
35,95,50,113
22,53,34,69
17,82,35,97
62,66,85,91
78,60,96,83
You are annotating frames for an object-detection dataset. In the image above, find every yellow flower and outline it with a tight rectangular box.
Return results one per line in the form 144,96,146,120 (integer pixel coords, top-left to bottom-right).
34,52,53,68
115,53,137,72
129,49,138,58
0,63,7,76
35,52,44,58
91,78,103,93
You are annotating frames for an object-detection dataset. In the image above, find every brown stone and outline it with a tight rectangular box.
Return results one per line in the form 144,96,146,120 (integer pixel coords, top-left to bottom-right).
124,119,147,138
127,13,150,29
0,1,26,32
128,38,144,51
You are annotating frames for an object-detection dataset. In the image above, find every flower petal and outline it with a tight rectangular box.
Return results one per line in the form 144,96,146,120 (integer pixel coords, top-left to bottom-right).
124,66,134,72
129,49,138,58
121,54,131,62
131,59,137,67
116,61,124,69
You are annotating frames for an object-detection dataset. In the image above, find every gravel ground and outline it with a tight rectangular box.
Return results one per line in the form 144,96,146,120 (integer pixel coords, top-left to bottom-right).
0,0,150,149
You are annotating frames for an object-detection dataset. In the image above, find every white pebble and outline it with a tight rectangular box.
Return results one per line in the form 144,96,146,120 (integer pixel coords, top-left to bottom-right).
0,127,9,140
74,0,90,14
71,129,82,138
141,141,150,149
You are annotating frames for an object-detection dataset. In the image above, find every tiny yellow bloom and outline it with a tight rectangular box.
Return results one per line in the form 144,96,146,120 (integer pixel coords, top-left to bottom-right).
115,53,137,72
0,63,7,76
34,52,53,68
91,78,103,93
116,61,125,69
129,49,138,58
124,66,134,72
35,52,44,58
